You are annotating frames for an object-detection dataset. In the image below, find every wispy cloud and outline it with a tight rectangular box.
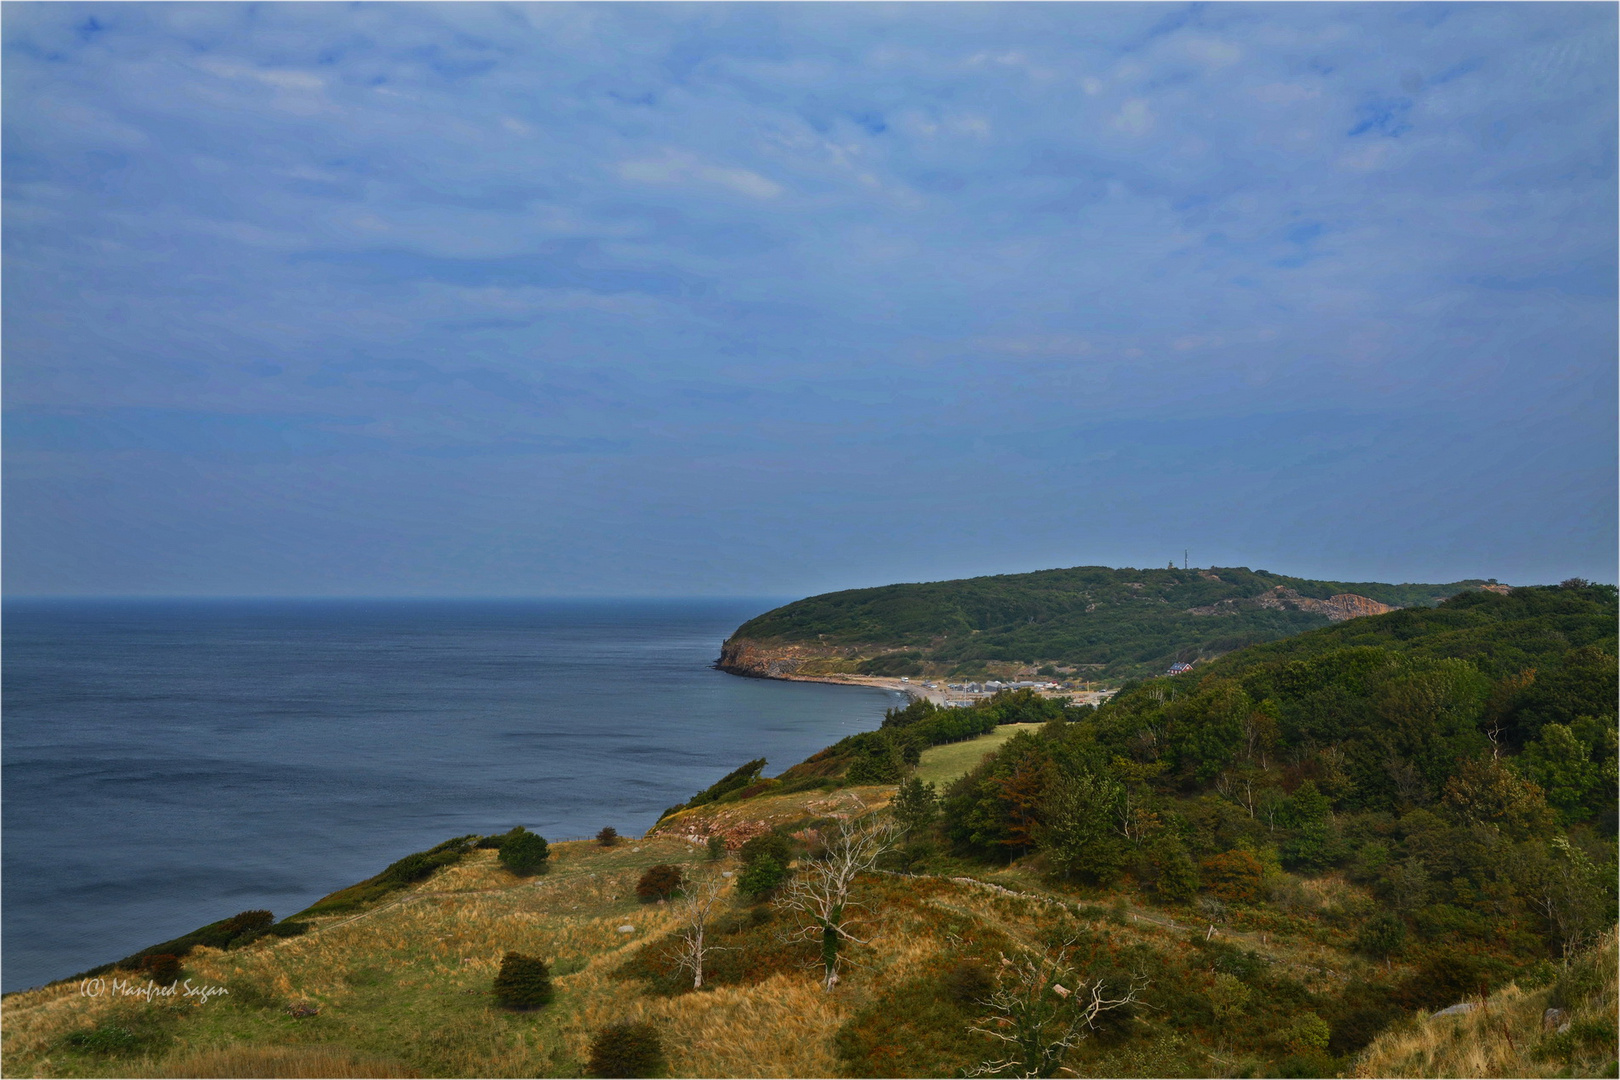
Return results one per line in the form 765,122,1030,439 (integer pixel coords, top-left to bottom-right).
2,2,1613,594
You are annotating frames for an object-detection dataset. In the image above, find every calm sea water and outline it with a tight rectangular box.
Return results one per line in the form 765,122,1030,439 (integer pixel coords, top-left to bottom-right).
1,599,901,992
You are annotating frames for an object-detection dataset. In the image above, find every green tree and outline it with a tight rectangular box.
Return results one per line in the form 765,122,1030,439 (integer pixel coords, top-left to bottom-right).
636,864,684,902
738,832,793,869
1039,771,1127,885
891,777,939,837
1167,680,1251,783
497,828,550,876
493,951,554,1009
1353,912,1407,961
1512,647,1618,745
1517,721,1610,825
1147,838,1199,904
1282,780,1334,868
1283,1012,1331,1054
1514,836,1612,958
737,855,788,900
586,1022,666,1078
1443,756,1555,838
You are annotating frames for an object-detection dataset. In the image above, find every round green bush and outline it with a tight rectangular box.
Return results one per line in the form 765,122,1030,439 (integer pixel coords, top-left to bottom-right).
636,864,684,902
597,827,620,847
492,951,554,1010
738,832,792,868
498,828,551,876
587,1021,666,1078
736,855,788,900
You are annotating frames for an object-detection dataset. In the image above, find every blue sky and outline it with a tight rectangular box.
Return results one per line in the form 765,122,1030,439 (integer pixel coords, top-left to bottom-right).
4,2,1615,597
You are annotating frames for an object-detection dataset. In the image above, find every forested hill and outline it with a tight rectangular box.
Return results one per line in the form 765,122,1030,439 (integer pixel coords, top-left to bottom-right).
719,565,1496,681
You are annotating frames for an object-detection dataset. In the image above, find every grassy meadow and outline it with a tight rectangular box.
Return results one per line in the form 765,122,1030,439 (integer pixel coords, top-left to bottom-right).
913,722,1044,788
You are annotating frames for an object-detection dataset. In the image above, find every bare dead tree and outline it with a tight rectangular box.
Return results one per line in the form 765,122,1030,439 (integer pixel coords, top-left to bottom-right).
775,814,897,991
967,947,1148,1078
669,874,729,991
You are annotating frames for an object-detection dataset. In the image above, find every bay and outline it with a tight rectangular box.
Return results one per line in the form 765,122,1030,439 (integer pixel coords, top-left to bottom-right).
1,598,900,993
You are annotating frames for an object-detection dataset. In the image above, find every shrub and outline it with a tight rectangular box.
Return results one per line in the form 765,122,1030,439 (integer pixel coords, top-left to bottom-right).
597,827,620,847
1283,1012,1332,1054
1200,849,1263,903
1396,949,1501,1011
300,835,478,916
587,1022,666,1078
1353,912,1407,960
738,832,793,868
706,835,727,860
942,960,995,1006
498,828,551,876
140,954,182,984
220,910,275,938
1146,840,1200,904
264,920,310,939
736,855,788,900
636,864,684,902
658,759,768,821
492,951,554,1009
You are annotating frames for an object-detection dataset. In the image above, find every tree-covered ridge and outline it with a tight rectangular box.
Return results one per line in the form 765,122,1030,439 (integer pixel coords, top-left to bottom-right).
726,565,1494,679
940,583,1617,966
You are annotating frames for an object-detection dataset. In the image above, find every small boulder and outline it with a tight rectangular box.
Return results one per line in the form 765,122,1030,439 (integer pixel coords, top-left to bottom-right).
1431,1002,1477,1018
1543,1007,1571,1033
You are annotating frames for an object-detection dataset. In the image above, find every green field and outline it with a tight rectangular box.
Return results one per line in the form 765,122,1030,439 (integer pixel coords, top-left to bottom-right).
914,722,1044,787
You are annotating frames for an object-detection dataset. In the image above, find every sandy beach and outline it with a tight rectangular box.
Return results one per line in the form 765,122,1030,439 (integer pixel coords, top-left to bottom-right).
748,670,1116,708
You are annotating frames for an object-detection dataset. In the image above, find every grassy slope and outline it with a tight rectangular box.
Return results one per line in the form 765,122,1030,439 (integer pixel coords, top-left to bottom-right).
727,565,1492,680
914,723,1044,787
4,791,1416,1080
1352,928,1618,1079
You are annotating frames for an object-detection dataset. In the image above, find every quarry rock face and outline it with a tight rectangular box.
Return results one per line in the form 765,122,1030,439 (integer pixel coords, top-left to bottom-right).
1188,587,1395,622
1310,592,1398,621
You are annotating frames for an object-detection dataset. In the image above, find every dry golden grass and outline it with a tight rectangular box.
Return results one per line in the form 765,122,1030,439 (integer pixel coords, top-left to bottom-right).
1353,927,1619,1079
12,805,1533,1080
146,1044,417,1078
651,786,895,846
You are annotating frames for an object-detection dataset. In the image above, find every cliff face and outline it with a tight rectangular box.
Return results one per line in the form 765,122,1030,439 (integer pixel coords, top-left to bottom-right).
716,639,814,678
1188,587,1395,621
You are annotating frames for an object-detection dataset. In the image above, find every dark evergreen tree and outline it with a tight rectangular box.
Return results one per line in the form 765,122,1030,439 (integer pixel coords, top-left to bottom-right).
586,1022,666,1078
493,951,554,1009
498,828,550,876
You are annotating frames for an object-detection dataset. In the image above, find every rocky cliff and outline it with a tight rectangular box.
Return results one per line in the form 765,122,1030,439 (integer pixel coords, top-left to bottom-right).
1188,587,1395,621
716,638,810,678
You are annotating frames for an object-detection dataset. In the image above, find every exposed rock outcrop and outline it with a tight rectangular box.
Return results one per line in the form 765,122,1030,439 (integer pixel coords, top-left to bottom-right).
716,638,809,678
1188,588,1396,622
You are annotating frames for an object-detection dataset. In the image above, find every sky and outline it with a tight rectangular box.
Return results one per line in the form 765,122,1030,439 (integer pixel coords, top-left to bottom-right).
3,1,1615,598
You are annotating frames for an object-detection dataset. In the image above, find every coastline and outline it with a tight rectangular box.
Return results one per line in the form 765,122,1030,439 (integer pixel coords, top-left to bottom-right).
719,666,1117,708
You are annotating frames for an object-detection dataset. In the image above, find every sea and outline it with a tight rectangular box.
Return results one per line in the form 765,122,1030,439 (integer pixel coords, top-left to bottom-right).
1,598,903,993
